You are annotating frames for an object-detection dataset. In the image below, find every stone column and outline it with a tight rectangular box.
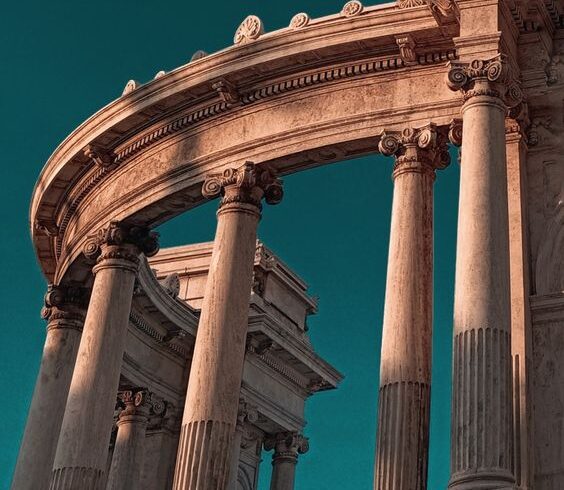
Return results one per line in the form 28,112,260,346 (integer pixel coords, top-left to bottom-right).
172,162,283,490
11,285,87,490
446,57,522,489
49,222,159,489
264,432,309,490
374,124,450,490
106,389,153,490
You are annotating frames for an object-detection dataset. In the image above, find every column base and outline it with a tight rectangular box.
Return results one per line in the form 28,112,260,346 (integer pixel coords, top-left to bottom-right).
49,467,104,490
448,470,515,490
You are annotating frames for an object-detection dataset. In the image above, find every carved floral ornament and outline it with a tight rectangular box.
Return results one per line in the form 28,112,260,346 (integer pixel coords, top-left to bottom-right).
83,221,160,262
446,56,524,107
341,0,364,17
289,12,310,29
202,162,283,209
234,15,264,44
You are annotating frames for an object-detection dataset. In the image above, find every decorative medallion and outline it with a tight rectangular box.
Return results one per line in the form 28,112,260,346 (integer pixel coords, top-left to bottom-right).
190,50,208,61
341,0,364,17
122,79,140,96
289,12,310,29
234,15,264,44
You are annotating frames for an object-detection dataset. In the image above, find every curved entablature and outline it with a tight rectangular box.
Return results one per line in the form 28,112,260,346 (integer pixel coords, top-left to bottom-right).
30,2,460,281
31,1,464,283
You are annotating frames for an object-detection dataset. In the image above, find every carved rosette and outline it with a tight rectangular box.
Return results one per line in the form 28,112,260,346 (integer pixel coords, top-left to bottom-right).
41,283,88,325
83,221,160,265
202,162,283,211
378,124,450,179
234,15,264,44
341,0,363,17
264,432,309,464
447,56,523,107
289,12,310,29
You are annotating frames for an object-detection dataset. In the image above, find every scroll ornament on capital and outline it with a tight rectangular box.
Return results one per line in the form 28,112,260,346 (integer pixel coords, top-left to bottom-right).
264,432,309,460
447,56,523,107
378,124,451,176
116,388,167,421
83,221,160,263
202,162,283,209
41,283,88,323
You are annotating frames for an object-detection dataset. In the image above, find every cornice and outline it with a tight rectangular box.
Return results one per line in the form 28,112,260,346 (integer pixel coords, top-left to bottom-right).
30,4,458,280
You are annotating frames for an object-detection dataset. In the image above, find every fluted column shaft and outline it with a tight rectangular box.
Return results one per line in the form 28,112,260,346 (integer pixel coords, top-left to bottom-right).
447,57,520,489
265,433,309,490
11,286,86,490
374,125,450,490
173,163,282,490
50,223,159,489
106,389,151,490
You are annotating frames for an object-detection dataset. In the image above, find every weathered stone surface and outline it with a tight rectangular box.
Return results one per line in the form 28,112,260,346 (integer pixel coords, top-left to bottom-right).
17,1,564,489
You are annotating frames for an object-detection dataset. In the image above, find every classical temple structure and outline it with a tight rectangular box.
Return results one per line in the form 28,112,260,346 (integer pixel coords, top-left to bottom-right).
12,0,564,488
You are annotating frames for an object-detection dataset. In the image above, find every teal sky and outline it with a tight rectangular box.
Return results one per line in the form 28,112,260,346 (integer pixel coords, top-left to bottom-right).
0,1,459,489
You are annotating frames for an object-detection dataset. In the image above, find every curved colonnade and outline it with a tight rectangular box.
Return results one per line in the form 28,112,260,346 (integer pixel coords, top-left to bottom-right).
16,0,557,488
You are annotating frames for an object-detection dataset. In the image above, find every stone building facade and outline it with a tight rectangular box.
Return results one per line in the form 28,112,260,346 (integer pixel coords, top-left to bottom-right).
12,0,564,489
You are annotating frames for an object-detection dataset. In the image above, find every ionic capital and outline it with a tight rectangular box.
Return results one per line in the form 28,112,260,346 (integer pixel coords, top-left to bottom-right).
83,221,160,266
264,432,309,464
202,162,283,212
447,56,523,108
41,284,88,325
116,388,166,425
378,124,450,179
